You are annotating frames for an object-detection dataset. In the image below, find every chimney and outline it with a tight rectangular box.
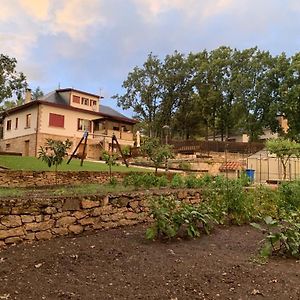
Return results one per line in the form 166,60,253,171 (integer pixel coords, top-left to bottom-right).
25,88,32,104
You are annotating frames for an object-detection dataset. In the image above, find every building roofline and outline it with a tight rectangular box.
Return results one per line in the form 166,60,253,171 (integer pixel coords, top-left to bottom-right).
4,100,138,124
56,88,100,99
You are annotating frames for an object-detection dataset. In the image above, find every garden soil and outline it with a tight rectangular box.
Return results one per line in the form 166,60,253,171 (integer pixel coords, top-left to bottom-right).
0,225,299,300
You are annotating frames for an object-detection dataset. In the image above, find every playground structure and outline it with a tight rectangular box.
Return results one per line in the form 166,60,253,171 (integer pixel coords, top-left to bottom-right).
67,131,128,167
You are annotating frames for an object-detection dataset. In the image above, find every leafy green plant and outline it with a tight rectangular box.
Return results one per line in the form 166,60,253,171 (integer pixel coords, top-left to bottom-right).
278,181,300,213
146,196,215,240
251,213,300,258
170,174,185,188
102,151,119,183
38,139,72,184
141,137,174,173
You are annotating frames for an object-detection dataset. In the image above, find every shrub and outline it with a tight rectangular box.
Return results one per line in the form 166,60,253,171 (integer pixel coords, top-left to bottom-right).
146,196,215,240
278,181,300,213
178,161,191,170
123,173,169,189
251,213,300,258
170,174,185,188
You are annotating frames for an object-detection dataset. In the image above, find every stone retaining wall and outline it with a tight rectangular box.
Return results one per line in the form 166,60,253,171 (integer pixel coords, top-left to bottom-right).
0,189,201,247
0,171,127,187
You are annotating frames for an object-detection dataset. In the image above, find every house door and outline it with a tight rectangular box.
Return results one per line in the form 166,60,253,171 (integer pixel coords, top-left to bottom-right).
24,140,30,156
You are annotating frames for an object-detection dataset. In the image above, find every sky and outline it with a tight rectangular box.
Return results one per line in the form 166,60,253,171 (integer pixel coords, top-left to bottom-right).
1,0,300,117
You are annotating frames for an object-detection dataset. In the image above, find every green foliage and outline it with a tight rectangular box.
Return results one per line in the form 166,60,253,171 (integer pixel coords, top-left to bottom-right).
0,54,27,105
38,139,72,170
266,138,300,179
123,173,168,189
114,47,296,141
146,196,215,240
140,137,174,173
251,213,300,258
102,151,119,183
170,174,185,188
278,181,300,212
38,139,72,184
178,161,191,170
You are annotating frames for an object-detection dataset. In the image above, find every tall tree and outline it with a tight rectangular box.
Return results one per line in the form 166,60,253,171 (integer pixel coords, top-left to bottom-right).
113,53,162,137
0,54,27,105
32,86,44,100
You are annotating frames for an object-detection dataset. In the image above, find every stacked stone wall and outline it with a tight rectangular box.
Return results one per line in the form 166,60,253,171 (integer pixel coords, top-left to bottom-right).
0,171,125,187
0,189,201,247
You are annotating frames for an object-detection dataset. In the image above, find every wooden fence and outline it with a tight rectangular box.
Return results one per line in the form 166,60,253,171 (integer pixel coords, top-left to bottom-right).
168,140,265,155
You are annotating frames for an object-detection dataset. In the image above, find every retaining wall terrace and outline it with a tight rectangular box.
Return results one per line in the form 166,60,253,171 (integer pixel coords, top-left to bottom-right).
0,171,127,187
0,189,201,247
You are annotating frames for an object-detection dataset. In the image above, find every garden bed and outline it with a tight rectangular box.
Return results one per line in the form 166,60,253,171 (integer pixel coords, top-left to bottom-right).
0,224,299,299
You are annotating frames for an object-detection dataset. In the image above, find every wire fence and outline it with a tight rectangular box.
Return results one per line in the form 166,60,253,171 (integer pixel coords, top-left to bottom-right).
247,155,300,183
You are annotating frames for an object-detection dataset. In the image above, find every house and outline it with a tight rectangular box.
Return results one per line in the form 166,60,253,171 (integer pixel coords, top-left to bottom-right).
0,88,137,159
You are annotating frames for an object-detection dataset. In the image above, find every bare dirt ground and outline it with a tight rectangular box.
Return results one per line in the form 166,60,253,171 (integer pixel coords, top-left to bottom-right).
0,224,299,300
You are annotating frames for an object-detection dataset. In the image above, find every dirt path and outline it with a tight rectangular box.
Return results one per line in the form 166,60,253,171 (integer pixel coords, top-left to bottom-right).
0,225,299,300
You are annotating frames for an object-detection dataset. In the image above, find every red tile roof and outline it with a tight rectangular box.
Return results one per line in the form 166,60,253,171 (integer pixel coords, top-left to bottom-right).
219,161,245,172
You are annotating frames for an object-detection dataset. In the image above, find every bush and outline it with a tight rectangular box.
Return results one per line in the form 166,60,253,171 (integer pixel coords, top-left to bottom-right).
178,161,191,170
146,196,215,240
170,174,185,188
278,181,300,213
123,173,169,189
251,213,300,258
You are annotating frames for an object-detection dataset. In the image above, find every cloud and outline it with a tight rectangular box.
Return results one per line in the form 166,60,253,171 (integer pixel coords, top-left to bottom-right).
132,0,234,22
19,0,50,21
51,0,107,40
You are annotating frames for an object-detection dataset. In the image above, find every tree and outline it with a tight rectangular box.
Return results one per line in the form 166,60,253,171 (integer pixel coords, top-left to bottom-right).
32,86,44,100
0,54,27,105
113,53,162,137
141,137,174,174
266,138,300,180
102,151,118,183
38,139,72,184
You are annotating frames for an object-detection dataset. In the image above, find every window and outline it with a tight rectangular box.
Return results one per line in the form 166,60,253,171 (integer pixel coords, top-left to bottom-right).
77,119,91,131
5,144,10,150
113,126,119,131
73,95,80,103
6,120,11,131
121,125,129,132
90,100,97,106
26,114,31,128
49,113,64,128
81,97,89,105
15,118,18,129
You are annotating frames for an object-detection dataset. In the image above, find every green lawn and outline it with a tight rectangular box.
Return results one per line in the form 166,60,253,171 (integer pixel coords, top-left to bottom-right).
0,155,149,172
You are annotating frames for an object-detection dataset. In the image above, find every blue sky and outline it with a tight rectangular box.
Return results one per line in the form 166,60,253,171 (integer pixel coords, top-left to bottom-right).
1,0,300,117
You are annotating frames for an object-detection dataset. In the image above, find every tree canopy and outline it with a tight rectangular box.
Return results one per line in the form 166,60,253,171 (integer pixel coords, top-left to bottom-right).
0,54,27,105
114,47,300,142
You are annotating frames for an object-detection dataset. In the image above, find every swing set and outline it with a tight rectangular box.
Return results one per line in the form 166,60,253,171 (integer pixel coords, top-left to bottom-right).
67,131,129,167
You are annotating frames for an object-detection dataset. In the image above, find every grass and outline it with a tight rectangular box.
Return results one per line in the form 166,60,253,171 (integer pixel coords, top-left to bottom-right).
0,183,137,198
0,155,149,172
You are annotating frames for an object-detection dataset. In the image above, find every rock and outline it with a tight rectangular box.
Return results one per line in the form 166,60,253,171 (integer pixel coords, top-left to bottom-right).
44,207,57,214
35,215,44,222
5,236,22,244
130,201,139,209
0,215,22,228
72,211,87,220
56,216,76,227
24,233,36,240
81,200,100,209
78,217,97,226
52,212,70,219
36,231,52,240
21,215,35,223
63,198,80,211
124,212,137,220
52,227,69,236
0,227,24,239
69,225,83,234
25,219,55,232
